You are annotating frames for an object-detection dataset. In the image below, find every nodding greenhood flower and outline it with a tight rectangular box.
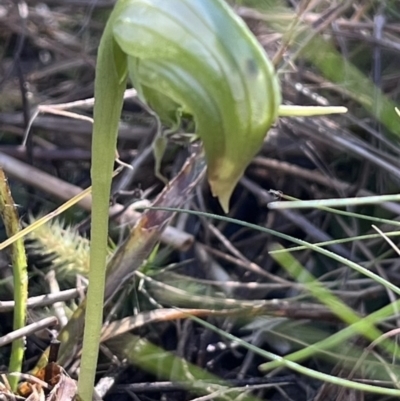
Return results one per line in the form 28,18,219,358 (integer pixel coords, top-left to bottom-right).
111,0,346,212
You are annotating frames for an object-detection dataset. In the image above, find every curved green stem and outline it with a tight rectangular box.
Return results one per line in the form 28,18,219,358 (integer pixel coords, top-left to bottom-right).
77,15,127,401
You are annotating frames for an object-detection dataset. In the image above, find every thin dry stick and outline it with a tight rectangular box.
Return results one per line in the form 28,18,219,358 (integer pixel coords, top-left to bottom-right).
0,317,57,347
202,243,291,284
46,271,69,328
23,89,138,169
23,89,138,144
0,288,82,313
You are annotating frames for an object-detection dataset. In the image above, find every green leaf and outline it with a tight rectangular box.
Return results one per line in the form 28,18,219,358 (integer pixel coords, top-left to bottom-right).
112,0,281,211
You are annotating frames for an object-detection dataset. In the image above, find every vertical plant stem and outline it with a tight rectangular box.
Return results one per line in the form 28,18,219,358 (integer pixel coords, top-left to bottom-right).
77,15,127,401
0,169,28,391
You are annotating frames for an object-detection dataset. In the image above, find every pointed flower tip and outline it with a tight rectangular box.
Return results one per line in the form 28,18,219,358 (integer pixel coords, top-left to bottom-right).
209,180,235,214
218,196,230,214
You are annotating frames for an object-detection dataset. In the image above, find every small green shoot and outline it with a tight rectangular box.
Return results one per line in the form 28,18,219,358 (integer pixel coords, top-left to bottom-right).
0,169,28,391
